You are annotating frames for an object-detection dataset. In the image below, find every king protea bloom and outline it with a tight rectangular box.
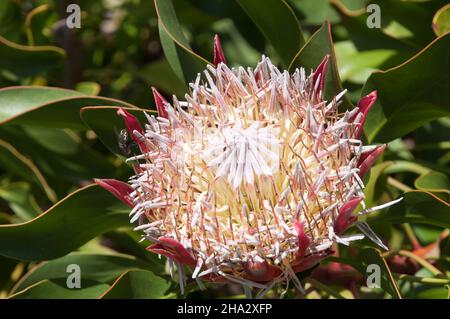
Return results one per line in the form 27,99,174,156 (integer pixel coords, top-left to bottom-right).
96,35,401,295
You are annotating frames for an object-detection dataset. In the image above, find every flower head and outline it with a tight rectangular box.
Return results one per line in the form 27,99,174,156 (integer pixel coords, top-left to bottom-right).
97,36,401,294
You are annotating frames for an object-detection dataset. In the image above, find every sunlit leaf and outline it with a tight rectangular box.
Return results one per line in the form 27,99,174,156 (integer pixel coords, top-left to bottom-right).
289,21,352,109
0,86,136,129
363,32,450,143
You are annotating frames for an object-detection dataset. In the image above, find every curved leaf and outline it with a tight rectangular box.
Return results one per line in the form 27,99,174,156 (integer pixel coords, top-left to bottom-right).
329,247,402,299
100,269,170,299
289,21,352,109
363,161,393,206
155,0,210,84
0,138,56,202
0,184,130,261
362,32,450,143
0,86,136,129
236,0,304,67
11,253,163,294
0,182,40,221
433,4,450,36
371,191,450,228
0,35,65,79
9,279,110,299
0,126,117,193
415,171,450,194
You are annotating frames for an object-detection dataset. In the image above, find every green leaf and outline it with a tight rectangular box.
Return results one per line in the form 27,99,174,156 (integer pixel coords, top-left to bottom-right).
0,182,40,221
415,171,450,194
334,41,398,84
11,253,163,294
363,161,393,207
289,21,352,109
330,247,402,298
9,279,110,299
236,0,304,67
0,126,117,193
371,191,450,228
0,35,65,80
137,59,186,97
81,106,153,157
155,0,209,84
100,269,170,299
362,32,450,143
290,0,340,25
433,4,450,36
102,230,161,263
0,138,56,202
0,184,130,261
0,86,136,129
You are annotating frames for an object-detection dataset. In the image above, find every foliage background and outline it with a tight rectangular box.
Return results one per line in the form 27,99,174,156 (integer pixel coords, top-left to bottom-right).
0,0,449,299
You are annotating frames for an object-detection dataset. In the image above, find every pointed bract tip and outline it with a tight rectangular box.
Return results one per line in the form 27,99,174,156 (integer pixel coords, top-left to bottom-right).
147,237,196,268
357,90,377,115
312,54,330,95
151,87,169,119
294,221,310,259
358,144,386,177
117,107,148,153
94,178,134,207
213,34,227,67
354,90,378,138
335,196,363,234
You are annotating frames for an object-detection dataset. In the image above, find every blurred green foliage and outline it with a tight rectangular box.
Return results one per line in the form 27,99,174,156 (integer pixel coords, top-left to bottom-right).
0,0,449,299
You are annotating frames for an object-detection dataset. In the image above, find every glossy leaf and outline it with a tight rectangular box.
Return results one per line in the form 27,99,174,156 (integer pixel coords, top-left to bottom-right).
433,4,450,36
363,161,393,207
0,182,40,221
362,32,450,143
137,59,186,97
0,126,117,193
155,0,209,84
10,279,110,299
289,21,352,109
100,269,170,299
0,184,130,261
236,0,304,67
11,253,163,294
330,247,402,299
0,86,136,129
371,191,450,228
415,171,450,195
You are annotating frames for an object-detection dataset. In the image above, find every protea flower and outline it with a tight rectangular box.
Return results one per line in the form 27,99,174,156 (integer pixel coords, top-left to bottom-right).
96,35,401,296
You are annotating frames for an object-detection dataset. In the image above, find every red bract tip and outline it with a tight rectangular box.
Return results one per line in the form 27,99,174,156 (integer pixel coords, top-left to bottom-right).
354,90,377,138
117,108,148,153
94,178,134,207
147,237,196,268
357,144,386,177
335,196,363,235
294,221,310,259
213,34,227,67
312,54,330,96
151,87,169,119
